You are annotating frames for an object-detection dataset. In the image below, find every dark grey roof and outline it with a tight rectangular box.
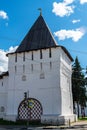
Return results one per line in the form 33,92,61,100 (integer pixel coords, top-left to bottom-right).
0,71,9,79
16,15,57,53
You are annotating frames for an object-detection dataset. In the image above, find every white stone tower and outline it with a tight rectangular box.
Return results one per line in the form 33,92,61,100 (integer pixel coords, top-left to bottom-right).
0,14,76,124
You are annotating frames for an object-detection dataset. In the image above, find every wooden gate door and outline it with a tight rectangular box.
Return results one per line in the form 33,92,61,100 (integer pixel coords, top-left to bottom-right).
18,98,43,121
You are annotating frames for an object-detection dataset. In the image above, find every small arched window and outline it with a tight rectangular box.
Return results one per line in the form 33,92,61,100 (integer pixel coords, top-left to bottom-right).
1,106,5,112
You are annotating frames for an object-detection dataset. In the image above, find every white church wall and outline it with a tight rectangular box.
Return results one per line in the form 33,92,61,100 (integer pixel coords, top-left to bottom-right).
59,48,73,116
0,76,8,118
6,47,62,121
5,47,76,123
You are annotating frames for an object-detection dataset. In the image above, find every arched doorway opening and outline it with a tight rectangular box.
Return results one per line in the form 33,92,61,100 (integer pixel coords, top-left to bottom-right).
18,98,43,121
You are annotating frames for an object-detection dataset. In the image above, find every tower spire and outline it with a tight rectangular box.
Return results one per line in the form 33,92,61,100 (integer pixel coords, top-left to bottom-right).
38,8,42,16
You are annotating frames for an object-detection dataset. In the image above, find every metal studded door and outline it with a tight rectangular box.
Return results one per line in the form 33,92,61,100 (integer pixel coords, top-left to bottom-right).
18,98,43,121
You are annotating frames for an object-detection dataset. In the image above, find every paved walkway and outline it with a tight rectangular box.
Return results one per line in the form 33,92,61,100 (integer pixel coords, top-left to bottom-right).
38,120,87,129
72,120,87,126
70,120,87,129
0,121,87,130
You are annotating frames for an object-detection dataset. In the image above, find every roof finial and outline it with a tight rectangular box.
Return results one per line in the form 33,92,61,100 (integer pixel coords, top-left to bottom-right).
38,8,42,16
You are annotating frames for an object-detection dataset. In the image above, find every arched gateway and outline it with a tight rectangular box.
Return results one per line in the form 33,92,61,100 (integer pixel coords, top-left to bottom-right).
18,98,43,121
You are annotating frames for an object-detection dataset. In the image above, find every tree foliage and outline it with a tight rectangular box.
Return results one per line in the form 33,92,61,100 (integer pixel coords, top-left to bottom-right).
72,56,87,117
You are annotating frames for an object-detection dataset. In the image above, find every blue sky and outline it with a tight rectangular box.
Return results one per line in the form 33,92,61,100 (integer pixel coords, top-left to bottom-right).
0,0,87,72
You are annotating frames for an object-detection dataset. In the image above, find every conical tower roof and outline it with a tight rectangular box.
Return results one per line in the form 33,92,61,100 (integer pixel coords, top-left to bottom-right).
16,15,57,53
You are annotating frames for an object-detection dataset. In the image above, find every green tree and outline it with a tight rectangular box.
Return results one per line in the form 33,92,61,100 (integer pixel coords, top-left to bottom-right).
72,56,86,118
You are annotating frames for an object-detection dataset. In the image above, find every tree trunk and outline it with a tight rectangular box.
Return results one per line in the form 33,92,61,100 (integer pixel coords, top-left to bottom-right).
81,106,85,118
77,102,79,118
73,102,76,114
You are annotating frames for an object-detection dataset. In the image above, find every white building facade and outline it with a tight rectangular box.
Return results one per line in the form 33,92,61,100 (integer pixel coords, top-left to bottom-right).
0,14,76,124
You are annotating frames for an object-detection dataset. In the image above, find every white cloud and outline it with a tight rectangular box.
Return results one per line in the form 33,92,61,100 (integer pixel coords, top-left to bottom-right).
0,46,18,72
52,0,75,17
54,27,86,42
72,19,80,24
64,0,75,4
7,46,18,53
80,0,87,4
0,49,8,72
0,10,8,19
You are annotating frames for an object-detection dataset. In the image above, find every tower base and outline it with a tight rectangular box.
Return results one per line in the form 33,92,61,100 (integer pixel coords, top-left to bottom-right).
41,114,77,125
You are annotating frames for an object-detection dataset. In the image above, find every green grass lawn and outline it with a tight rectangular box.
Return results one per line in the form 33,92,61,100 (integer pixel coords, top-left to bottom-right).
79,117,87,121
